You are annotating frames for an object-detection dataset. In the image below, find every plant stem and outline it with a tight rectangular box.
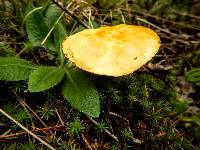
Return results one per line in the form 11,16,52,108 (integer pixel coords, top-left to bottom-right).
41,12,65,45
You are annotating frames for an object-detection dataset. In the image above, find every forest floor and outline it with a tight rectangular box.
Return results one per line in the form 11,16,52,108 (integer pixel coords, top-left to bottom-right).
0,0,200,149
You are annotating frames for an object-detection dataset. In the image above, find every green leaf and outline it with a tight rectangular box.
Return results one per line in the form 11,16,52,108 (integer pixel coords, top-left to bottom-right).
28,66,65,92
85,0,97,5
0,57,34,81
62,68,100,118
171,98,189,114
98,0,124,9
25,4,67,55
191,116,200,126
53,22,67,65
185,68,200,86
181,115,200,126
25,4,55,51
44,4,62,27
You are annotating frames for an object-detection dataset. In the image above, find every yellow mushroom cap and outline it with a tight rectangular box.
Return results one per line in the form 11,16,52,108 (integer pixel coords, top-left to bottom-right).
62,24,160,76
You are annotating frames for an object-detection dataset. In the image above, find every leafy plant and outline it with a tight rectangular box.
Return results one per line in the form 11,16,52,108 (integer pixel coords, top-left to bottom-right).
62,68,100,117
121,128,133,141
185,68,200,86
25,4,55,51
67,118,85,137
181,115,200,126
28,66,65,92
171,98,189,114
1,103,32,130
98,0,126,9
0,3,100,118
0,57,35,81
0,42,16,56
4,143,18,150
95,121,107,134
12,108,31,124
37,103,55,120
18,142,35,150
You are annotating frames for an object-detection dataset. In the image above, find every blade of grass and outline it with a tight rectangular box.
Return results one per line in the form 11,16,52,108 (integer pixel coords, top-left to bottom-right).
41,12,65,45
22,7,43,26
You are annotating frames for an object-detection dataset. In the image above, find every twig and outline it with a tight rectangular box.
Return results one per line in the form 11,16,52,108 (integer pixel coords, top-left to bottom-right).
147,62,174,71
136,17,175,36
159,32,190,45
10,90,55,136
87,116,119,142
136,17,195,45
131,10,200,31
81,133,93,150
0,125,64,139
34,125,65,133
0,108,56,150
82,7,94,28
172,10,200,20
119,9,126,24
109,112,129,121
109,112,144,144
55,109,64,126
51,0,89,29
2,129,11,136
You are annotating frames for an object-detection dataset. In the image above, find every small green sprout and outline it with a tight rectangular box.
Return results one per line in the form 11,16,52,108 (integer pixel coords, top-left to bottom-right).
121,128,133,141
12,108,31,124
18,143,35,150
95,121,107,134
37,103,55,120
68,118,85,137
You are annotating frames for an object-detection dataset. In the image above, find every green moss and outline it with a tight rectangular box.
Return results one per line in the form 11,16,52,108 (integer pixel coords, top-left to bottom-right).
67,118,85,137
185,68,200,86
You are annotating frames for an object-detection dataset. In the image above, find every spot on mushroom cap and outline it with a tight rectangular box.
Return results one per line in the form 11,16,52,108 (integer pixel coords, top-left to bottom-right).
62,24,160,76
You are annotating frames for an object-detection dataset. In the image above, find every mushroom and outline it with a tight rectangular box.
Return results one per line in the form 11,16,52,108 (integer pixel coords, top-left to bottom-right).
62,24,160,76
